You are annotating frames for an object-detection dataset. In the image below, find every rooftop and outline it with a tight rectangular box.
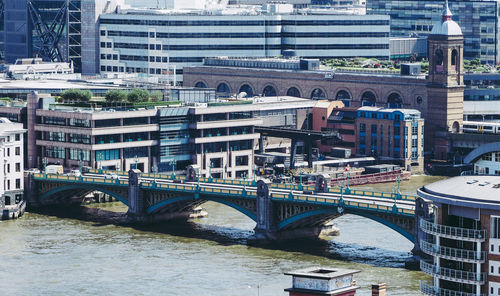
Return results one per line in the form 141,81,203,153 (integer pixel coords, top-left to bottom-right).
284,266,360,280
418,176,500,210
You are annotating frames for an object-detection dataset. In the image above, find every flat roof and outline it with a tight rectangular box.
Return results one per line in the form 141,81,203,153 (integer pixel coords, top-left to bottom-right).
285,267,360,280
418,176,500,209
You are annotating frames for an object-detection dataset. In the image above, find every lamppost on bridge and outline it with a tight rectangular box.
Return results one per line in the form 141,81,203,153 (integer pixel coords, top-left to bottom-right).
169,160,176,178
43,157,48,174
208,161,213,181
134,154,139,171
152,164,158,184
96,153,103,173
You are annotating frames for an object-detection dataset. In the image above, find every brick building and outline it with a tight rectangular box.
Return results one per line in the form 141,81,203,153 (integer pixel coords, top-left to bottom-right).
183,1,465,161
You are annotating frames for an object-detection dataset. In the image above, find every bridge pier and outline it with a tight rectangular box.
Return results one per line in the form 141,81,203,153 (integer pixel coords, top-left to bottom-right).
25,173,40,207
254,179,340,240
127,169,147,222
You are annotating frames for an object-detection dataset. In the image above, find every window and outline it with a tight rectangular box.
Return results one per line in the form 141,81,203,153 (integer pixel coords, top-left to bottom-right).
359,123,366,132
7,148,10,157
15,147,20,155
69,149,90,161
15,134,20,141
15,179,20,189
483,153,493,161
371,124,377,134
45,147,65,159
15,163,20,172
492,216,500,238
96,149,119,161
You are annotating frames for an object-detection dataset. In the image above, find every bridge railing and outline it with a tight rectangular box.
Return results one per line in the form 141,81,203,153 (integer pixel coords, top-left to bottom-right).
271,192,414,216
33,173,129,186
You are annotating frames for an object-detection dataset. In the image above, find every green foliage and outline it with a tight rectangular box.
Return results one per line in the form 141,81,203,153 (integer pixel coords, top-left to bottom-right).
105,90,128,102
0,97,11,102
127,89,150,103
150,90,163,102
61,89,92,103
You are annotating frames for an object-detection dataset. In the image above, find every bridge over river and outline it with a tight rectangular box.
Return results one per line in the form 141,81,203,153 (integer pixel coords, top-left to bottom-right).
26,169,431,253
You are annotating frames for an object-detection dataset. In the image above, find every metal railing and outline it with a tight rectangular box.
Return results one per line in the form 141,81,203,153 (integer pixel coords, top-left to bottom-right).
420,241,485,263
420,220,486,242
420,261,485,284
420,281,485,296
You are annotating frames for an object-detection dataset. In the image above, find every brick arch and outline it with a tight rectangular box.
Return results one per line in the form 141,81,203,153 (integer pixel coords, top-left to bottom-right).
215,80,232,94
238,82,257,97
261,82,279,97
309,86,328,100
359,88,378,106
285,85,304,98
194,80,208,89
333,88,353,100
385,89,405,107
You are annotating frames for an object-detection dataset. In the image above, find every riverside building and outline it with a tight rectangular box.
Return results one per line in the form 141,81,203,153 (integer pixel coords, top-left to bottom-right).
184,1,465,161
418,176,500,296
98,3,390,82
10,91,314,178
0,118,26,220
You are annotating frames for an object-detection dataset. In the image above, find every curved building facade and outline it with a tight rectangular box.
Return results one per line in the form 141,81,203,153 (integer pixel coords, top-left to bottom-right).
418,176,500,296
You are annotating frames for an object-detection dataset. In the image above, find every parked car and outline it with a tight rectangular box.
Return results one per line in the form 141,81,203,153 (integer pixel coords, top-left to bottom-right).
68,169,81,177
104,173,118,180
45,165,63,175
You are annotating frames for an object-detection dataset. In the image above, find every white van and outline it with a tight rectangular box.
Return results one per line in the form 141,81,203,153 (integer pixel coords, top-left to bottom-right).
68,169,81,177
45,165,63,175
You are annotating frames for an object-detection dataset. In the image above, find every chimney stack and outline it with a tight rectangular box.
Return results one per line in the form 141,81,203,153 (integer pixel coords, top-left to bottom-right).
372,283,386,296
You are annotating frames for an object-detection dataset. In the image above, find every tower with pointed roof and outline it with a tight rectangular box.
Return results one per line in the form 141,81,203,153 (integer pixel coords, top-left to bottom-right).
426,0,464,160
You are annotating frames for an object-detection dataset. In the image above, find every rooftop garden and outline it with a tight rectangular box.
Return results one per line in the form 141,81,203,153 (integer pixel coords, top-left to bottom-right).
57,89,181,108
321,57,500,74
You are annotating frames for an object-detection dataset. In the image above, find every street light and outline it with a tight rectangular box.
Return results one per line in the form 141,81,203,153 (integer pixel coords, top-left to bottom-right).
208,161,213,181
134,154,139,171
169,160,176,177
152,164,158,183
43,157,48,174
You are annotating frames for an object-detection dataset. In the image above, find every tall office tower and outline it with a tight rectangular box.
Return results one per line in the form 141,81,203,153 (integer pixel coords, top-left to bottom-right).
2,0,123,75
426,1,464,160
367,0,500,64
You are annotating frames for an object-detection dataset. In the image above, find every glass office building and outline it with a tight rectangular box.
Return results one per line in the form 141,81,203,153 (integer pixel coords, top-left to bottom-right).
367,0,500,64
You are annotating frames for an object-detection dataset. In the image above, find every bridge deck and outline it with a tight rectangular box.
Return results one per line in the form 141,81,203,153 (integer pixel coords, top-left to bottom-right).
32,173,415,217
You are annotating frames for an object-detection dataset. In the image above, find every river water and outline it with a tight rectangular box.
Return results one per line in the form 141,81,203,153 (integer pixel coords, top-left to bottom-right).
0,175,445,296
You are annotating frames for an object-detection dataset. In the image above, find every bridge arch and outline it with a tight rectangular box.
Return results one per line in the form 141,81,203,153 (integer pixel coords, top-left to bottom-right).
39,184,129,206
146,196,257,222
464,142,500,164
278,208,414,242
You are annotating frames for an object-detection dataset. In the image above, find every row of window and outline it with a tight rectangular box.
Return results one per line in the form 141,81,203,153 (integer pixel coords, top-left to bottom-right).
46,147,151,161
3,146,21,157
100,19,388,27
102,30,388,39
4,178,21,190
4,162,21,174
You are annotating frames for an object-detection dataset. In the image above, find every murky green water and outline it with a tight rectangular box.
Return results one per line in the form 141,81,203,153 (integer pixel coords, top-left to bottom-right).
0,175,443,295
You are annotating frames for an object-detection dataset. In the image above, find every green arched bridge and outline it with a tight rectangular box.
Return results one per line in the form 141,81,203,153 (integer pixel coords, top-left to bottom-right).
26,169,431,252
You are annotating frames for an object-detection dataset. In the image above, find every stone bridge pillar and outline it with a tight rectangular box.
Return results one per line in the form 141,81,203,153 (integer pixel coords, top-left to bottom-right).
25,173,39,207
127,169,145,221
254,179,277,239
413,197,432,255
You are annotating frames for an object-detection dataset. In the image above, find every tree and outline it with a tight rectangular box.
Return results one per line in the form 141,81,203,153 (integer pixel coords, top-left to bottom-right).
127,89,150,103
61,89,92,103
105,90,128,103
150,90,163,102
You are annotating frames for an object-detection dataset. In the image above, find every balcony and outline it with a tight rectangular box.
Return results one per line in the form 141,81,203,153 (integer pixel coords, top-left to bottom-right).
420,261,485,285
420,281,485,296
420,220,486,242
420,241,485,263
